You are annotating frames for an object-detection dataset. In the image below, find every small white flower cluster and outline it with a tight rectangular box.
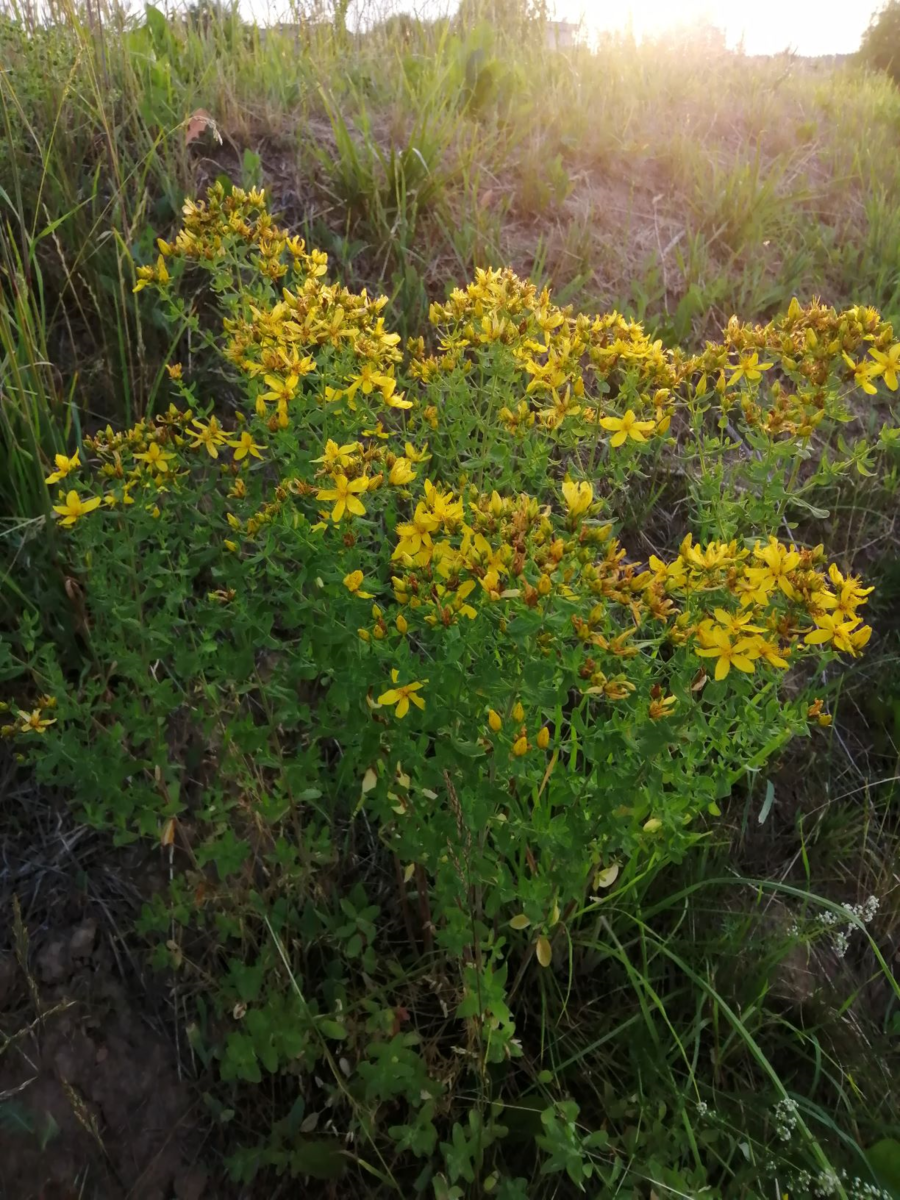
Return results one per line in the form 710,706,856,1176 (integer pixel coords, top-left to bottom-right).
695,1099,709,1117
825,896,879,958
774,1096,799,1141
792,896,880,959
781,1166,892,1199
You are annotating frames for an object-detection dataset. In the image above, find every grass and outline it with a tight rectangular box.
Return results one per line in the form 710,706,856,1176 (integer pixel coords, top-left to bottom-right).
1,2,900,1196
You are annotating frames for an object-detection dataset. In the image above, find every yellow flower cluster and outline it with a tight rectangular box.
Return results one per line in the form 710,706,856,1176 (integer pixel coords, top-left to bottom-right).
132,188,899,464
150,184,407,429
691,299,899,438
415,266,680,439
349,469,873,704
309,436,425,525
72,189,878,733
1,695,57,737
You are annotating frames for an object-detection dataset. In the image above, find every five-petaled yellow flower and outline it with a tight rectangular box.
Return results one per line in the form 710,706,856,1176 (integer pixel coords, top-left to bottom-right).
52,490,102,527
134,441,176,472
45,450,80,485
869,344,900,390
17,708,57,734
562,479,593,516
377,668,427,718
228,431,266,461
261,373,301,403
694,627,759,681
804,612,872,655
190,417,228,458
842,353,879,395
598,410,657,447
312,440,359,469
727,351,773,386
343,570,373,599
316,474,368,522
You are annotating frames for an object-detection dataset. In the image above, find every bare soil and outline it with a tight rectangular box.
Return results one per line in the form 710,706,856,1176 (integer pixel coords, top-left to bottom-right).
0,781,209,1200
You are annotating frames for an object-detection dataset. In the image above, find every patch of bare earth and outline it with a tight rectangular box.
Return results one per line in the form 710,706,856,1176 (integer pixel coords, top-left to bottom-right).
0,771,209,1200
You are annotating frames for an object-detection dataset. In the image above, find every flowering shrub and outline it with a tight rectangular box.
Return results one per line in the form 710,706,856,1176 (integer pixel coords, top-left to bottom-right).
3,184,896,1188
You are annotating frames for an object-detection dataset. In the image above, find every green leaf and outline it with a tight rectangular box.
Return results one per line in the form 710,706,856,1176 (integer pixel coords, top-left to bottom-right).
758,779,775,825
867,1139,900,1196
286,1139,346,1181
318,1019,348,1040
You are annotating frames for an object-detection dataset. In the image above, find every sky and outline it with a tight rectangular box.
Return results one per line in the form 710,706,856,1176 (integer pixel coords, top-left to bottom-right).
240,0,881,57
555,0,878,57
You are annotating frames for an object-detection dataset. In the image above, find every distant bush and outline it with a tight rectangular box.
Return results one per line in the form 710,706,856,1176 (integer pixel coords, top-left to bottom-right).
859,1,900,82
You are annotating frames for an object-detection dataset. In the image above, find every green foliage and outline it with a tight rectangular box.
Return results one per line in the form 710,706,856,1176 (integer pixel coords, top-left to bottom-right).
2,186,898,1193
2,7,900,1195
859,1,900,83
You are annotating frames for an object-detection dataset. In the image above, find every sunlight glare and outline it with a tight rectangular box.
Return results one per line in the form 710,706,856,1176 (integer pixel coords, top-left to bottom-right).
557,0,878,57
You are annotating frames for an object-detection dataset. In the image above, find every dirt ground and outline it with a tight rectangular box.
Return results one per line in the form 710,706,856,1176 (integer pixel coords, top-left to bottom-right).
0,782,209,1200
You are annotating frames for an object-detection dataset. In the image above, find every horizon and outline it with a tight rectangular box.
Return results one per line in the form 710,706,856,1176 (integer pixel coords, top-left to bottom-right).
227,0,881,59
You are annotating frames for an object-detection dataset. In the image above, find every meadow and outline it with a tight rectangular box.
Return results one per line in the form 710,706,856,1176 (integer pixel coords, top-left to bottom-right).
1,3,900,1197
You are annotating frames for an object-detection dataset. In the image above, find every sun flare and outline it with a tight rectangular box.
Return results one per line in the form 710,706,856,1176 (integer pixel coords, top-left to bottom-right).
556,0,878,57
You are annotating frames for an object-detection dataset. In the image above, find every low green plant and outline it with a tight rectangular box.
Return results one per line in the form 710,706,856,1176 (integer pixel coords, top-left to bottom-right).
2,185,898,1194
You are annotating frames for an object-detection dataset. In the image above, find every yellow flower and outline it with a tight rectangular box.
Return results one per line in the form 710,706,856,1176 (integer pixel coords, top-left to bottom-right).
805,612,871,655
261,372,302,404
45,449,80,485
166,362,183,380
405,441,430,463
377,668,426,719
190,417,228,458
710,608,764,636
727,351,773,386
134,441,176,473
316,474,368,522
842,353,878,395
512,701,525,722
312,440,360,469
694,626,759,680
389,457,417,486
754,638,790,669
133,254,169,294
817,564,874,620
52,489,102,527
743,538,800,601
512,734,528,756
536,726,550,750
345,363,396,402
488,709,502,733
393,503,439,564
343,570,374,599
561,479,593,516
17,708,56,734
423,480,464,527
228,431,266,461
648,694,677,720
598,410,656,447
396,613,408,634
869,343,900,390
